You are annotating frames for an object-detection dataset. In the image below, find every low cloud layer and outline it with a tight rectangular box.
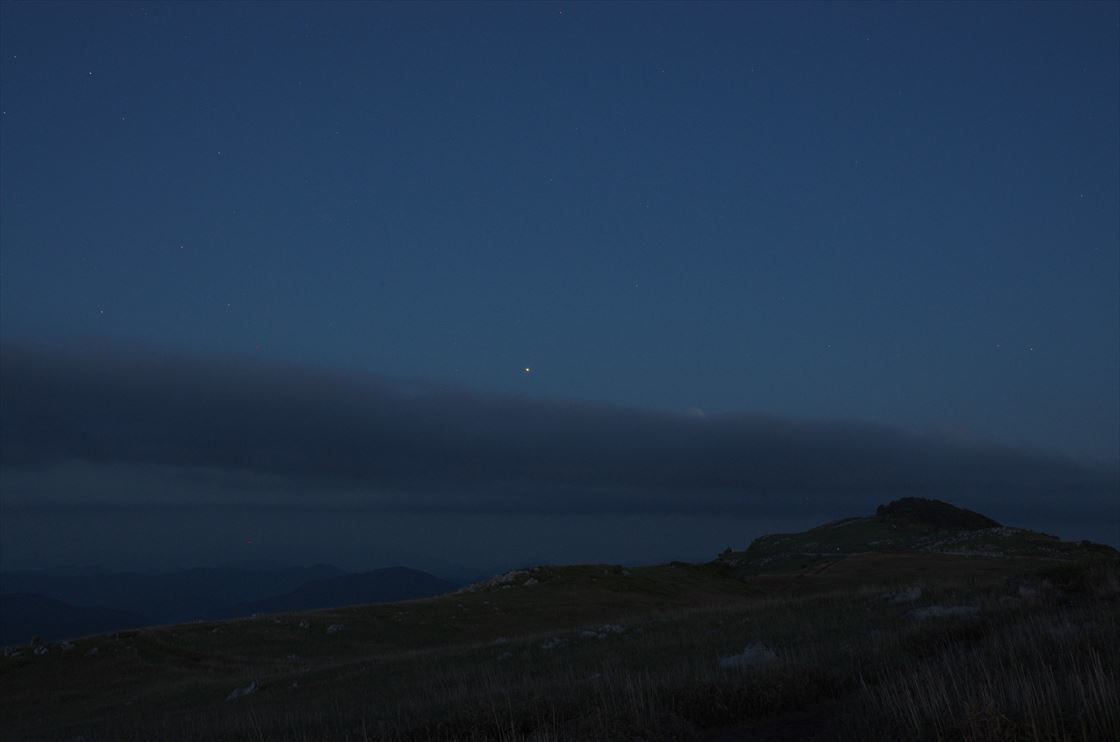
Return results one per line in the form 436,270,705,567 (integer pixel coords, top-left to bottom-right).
1,344,1116,517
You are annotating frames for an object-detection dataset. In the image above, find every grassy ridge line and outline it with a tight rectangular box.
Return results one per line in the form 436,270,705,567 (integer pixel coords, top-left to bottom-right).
0,564,755,735
5,554,1116,741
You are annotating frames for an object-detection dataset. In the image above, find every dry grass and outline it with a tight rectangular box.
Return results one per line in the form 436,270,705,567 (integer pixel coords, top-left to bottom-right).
854,605,1120,742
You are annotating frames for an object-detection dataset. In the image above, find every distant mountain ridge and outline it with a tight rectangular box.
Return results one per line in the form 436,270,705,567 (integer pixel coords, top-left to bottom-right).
235,567,458,615
0,594,148,646
1,564,458,644
0,564,346,625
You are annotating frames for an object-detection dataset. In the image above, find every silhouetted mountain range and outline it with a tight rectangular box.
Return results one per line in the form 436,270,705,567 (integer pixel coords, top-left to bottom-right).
0,564,458,644
0,565,344,625
235,567,459,615
0,593,148,646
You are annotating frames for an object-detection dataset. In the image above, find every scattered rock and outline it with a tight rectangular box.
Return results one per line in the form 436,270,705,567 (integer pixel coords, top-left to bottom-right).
581,623,627,639
33,645,49,656
326,624,344,634
497,651,513,661
541,637,563,650
884,586,922,604
908,605,979,620
719,643,777,669
491,636,508,645
298,620,310,629
523,577,538,586
59,641,75,652
226,681,259,701
580,623,627,640
459,569,531,592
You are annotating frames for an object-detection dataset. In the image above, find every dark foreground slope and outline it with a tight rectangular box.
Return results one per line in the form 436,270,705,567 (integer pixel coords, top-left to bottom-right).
1,500,1117,742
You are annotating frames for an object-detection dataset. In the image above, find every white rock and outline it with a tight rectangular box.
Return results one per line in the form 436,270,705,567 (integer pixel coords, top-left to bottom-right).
459,569,531,592
885,586,922,604
226,681,258,701
718,643,777,669
326,624,344,634
908,605,979,620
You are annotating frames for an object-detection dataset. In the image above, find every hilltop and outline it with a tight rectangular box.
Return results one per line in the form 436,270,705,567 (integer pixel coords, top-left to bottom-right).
717,497,1115,577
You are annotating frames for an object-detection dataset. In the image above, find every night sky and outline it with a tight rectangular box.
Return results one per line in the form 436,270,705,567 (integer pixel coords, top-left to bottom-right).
1,2,1117,575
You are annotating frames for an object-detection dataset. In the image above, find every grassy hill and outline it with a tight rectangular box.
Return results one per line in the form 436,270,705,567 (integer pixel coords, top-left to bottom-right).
1,499,1117,742
718,497,1116,576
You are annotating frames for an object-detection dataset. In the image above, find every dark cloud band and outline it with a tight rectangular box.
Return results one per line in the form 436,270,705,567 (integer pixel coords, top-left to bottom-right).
1,344,1116,515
